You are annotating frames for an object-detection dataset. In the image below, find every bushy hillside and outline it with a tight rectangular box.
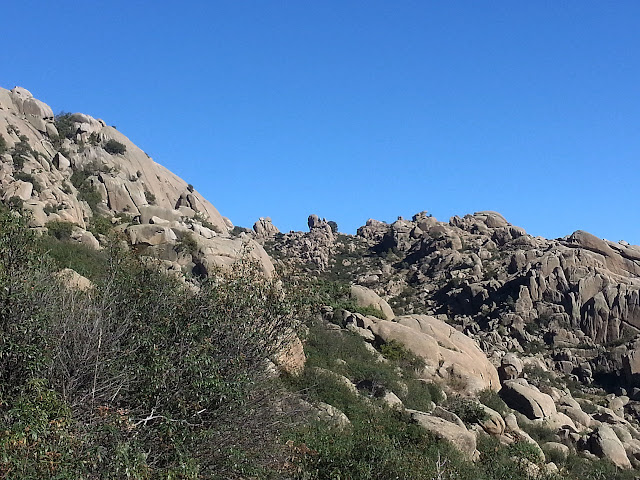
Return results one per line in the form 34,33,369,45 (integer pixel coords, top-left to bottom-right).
0,209,300,478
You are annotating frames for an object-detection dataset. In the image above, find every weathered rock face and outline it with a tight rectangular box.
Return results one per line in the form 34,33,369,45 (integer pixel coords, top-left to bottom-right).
266,214,336,270
0,86,227,231
500,379,557,420
349,284,395,320
370,315,501,394
253,217,280,238
267,207,640,393
586,425,632,469
0,86,274,277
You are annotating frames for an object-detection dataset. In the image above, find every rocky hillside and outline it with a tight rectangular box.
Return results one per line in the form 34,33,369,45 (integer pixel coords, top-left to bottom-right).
261,212,640,473
4,85,640,478
0,86,272,276
264,212,640,379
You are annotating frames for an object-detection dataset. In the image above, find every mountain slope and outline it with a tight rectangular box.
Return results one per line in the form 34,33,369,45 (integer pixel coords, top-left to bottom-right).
0,85,272,276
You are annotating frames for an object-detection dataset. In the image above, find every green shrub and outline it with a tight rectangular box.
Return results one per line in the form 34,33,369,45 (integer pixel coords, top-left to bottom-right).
38,235,108,281
0,378,83,478
88,214,114,237
516,416,556,444
403,379,441,411
144,189,156,204
13,171,42,193
6,196,23,210
12,153,24,169
444,396,488,426
561,452,638,480
301,279,386,319
104,139,126,155
0,213,58,396
0,212,301,477
380,339,426,371
53,112,75,142
70,167,103,212
45,220,75,241
175,231,199,256
478,388,509,415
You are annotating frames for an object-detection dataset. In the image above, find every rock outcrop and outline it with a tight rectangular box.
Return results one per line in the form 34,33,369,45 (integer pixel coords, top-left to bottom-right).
0,86,274,277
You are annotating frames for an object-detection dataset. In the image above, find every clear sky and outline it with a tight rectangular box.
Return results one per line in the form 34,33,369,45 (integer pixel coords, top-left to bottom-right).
2,1,639,243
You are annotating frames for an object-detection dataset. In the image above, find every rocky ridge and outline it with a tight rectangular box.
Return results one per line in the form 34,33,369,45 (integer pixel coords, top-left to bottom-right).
0,86,272,276
264,211,640,470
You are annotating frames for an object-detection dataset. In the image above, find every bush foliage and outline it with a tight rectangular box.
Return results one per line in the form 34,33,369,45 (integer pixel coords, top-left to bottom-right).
0,211,299,478
104,139,127,155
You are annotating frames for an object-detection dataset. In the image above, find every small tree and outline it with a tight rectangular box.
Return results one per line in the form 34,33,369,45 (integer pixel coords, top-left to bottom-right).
328,220,338,233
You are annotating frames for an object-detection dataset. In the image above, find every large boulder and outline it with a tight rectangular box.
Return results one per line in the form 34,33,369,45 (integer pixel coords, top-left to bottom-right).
500,379,557,420
498,353,524,382
127,224,177,246
586,425,632,469
350,284,395,320
253,217,280,238
273,335,305,376
408,410,478,460
195,236,275,277
57,268,93,291
369,315,500,394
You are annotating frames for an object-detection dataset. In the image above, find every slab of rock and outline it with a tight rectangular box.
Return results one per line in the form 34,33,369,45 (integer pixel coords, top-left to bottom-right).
408,409,478,460
370,315,500,394
127,224,177,246
350,284,394,320
587,425,632,469
500,379,557,420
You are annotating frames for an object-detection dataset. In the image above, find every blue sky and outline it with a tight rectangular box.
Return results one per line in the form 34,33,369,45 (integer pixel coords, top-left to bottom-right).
2,1,639,243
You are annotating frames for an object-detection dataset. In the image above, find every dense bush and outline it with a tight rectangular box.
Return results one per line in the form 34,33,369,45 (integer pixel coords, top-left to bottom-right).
0,211,300,477
444,396,488,426
70,166,104,212
13,171,42,192
301,279,385,318
104,139,126,155
45,220,75,240
0,133,7,154
54,112,75,141
478,388,509,415
144,189,156,204
38,235,108,280
380,339,426,371
11,135,33,169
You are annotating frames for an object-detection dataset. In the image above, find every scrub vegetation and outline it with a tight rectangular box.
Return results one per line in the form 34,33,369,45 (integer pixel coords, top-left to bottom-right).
0,206,635,479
